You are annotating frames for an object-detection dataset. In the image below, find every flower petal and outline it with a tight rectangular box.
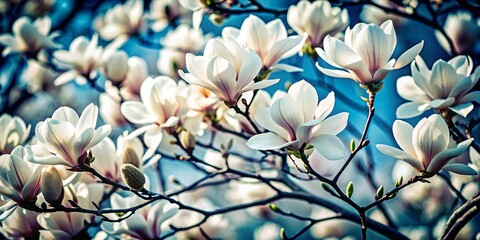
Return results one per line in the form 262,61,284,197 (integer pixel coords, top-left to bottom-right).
309,134,345,160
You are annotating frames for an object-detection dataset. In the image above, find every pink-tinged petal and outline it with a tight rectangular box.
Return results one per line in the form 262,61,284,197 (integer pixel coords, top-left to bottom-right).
242,79,279,92
246,133,294,150
264,34,306,68
160,116,179,128
123,214,150,238
266,19,287,45
52,107,79,124
76,104,98,133
392,41,424,69
376,144,424,171
270,95,304,139
206,57,236,102
427,139,473,173
396,76,429,102
22,166,43,200
311,112,348,136
396,102,430,119
442,163,477,175
236,50,262,92
392,120,416,155
449,103,474,118
288,80,318,121
73,128,94,156
429,98,455,108
6,155,31,191
54,70,78,86
458,91,480,104
315,63,356,81
254,107,289,138
314,91,335,122
121,101,156,124
309,134,345,160
240,15,268,57
85,125,112,150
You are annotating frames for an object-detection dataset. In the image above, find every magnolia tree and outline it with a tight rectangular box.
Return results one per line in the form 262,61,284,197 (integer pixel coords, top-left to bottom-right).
0,0,479,239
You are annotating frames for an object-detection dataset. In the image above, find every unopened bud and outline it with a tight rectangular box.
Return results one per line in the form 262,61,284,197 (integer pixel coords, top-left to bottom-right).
103,50,129,86
179,131,195,153
121,164,145,191
41,166,64,206
121,147,140,167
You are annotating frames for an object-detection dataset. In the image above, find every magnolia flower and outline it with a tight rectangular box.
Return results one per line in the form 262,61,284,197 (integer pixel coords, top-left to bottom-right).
222,15,307,72
53,34,104,86
101,49,129,86
0,146,42,204
38,183,104,239
101,194,179,239
179,37,278,106
157,24,210,78
396,55,480,118
149,0,190,31
435,11,480,54
0,208,40,239
0,16,59,56
122,56,149,97
27,104,111,168
287,0,349,48
247,80,348,160
121,76,186,155
23,59,58,93
98,0,145,41
0,114,30,154
316,20,424,84
376,114,476,176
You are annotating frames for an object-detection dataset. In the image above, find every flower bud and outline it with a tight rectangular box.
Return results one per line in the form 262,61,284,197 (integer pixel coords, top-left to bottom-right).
121,147,140,167
103,50,129,86
121,164,145,191
179,131,195,153
41,166,64,206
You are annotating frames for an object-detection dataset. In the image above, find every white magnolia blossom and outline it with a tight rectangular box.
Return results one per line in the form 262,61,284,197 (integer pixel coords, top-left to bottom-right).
121,76,187,155
101,49,129,85
53,34,105,86
396,55,480,118
102,193,179,239
149,0,190,31
287,0,349,48
179,37,278,105
435,11,480,54
247,80,348,160
0,146,42,204
376,114,477,176
38,183,104,239
223,15,307,72
0,16,60,56
27,104,112,168
157,24,210,78
98,0,145,41
0,207,40,239
316,20,424,84
0,114,30,154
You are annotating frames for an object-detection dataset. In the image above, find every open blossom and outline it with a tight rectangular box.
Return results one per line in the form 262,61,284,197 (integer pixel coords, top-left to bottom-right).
222,15,307,72
98,0,145,41
396,55,480,118
0,146,42,204
0,208,40,239
316,20,424,84
53,34,104,86
435,11,480,54
0,114,30,154
179,37,278,105
287,0,349,48
247,80,348,160
121,76,186,155
149,0,190,31
0,16,59,56
376,114,476,176
38,183,104,239
157,24,210,78
102,194,179,239
27,104,111,168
